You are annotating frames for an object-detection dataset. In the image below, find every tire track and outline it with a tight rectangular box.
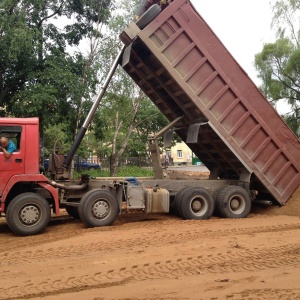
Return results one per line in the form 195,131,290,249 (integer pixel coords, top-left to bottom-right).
2,244,300,300
1,222,300,267
227,288,300,300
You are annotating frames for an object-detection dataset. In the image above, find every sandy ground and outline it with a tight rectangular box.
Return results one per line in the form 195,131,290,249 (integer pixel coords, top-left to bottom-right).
0,173,300,300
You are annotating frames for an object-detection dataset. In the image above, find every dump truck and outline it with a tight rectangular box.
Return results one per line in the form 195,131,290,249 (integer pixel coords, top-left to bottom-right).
119,0,300,205
0,0,299,236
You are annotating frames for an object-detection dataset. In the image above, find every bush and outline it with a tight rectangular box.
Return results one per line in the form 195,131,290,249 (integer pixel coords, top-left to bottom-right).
117,166,154,177
74,166,154,178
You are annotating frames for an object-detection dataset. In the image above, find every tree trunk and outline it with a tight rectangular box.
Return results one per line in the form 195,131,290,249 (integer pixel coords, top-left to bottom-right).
109,91,144,176
110,154,119,177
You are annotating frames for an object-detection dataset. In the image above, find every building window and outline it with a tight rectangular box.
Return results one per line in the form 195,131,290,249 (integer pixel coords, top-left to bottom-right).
177,150,183,158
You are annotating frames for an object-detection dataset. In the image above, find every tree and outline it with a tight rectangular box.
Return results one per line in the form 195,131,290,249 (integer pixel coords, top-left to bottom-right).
90,0,173,176
43,123,70,157
91,0,139,176
0,0,113,141
254,0,300,137
131,100,172,157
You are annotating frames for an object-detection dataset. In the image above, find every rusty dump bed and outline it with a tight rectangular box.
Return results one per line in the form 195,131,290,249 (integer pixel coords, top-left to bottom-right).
119,0,300,205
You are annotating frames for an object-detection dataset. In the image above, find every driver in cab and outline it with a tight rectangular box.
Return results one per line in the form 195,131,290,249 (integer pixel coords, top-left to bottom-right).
0,137,16,158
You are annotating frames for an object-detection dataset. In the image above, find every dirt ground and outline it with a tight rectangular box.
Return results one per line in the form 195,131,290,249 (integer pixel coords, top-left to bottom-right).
0,171,300,300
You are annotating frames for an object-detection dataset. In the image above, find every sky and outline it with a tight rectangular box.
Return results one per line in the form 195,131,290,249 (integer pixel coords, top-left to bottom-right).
190,0,274,86
189,0,290,114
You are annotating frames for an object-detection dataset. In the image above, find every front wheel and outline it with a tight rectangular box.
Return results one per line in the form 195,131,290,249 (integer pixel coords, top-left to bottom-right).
6,193,51,236
79,189,119,228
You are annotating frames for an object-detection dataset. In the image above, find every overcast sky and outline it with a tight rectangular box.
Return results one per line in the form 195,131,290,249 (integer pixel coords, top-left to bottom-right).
190,0,275,86
189,1,291,114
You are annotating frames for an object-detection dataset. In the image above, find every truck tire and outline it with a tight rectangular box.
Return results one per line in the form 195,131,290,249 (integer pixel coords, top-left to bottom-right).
216,186,251,218
65,206,80,219
178,187,214,220
79,189,118,228
136,4,162,29
173,186,192,216
6,193,51,236
212,186,228,216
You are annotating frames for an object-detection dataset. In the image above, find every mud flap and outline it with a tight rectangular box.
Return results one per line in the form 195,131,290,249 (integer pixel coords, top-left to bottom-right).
186,123,207,143
121,44,133,68
163,130,173,148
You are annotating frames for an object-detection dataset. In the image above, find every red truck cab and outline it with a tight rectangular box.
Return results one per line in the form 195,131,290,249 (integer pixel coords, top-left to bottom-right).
0,118,39,190
0,118,59,235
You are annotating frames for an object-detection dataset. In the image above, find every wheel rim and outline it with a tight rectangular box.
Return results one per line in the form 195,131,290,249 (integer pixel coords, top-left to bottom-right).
229,195,246,214
190,196,208,216
91,199,110,219
19,204,41,226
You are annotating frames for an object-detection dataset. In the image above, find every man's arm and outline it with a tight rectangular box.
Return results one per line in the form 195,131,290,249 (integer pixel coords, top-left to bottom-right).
0,141,16,158
0,146,13,158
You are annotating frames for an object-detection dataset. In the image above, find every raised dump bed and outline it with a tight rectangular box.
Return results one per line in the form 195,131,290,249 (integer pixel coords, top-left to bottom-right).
120,0,300,205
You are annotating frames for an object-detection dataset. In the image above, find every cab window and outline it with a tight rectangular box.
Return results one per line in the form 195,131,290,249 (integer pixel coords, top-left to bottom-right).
0,126,22,151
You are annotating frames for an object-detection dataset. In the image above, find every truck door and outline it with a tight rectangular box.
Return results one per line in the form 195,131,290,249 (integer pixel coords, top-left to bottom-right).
0,125,25,196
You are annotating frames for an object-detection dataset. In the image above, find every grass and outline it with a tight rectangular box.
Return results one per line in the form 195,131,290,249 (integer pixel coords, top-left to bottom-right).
75,166,154,178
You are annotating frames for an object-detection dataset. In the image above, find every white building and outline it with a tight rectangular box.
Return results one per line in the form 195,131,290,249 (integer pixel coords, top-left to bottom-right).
162,141,193,166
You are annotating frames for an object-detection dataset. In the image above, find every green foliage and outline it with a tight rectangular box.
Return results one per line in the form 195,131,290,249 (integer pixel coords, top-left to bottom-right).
128,99,178,157
254,38,295,101
89,0,175,176
282,111,300,136
1,0,178,171
43,123,70,157
0,0,113,140
254,0,300,137
90,0,147,175
74,166,154,178
116,166,154,177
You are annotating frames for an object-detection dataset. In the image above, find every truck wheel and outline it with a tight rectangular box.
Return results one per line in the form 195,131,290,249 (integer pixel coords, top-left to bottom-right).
79,189,118,228
212,186,228,216
216,186,251,218
136,4,162,29
178,187,214,220
173,186,192,216
6,193,51,236
65,206,80,219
